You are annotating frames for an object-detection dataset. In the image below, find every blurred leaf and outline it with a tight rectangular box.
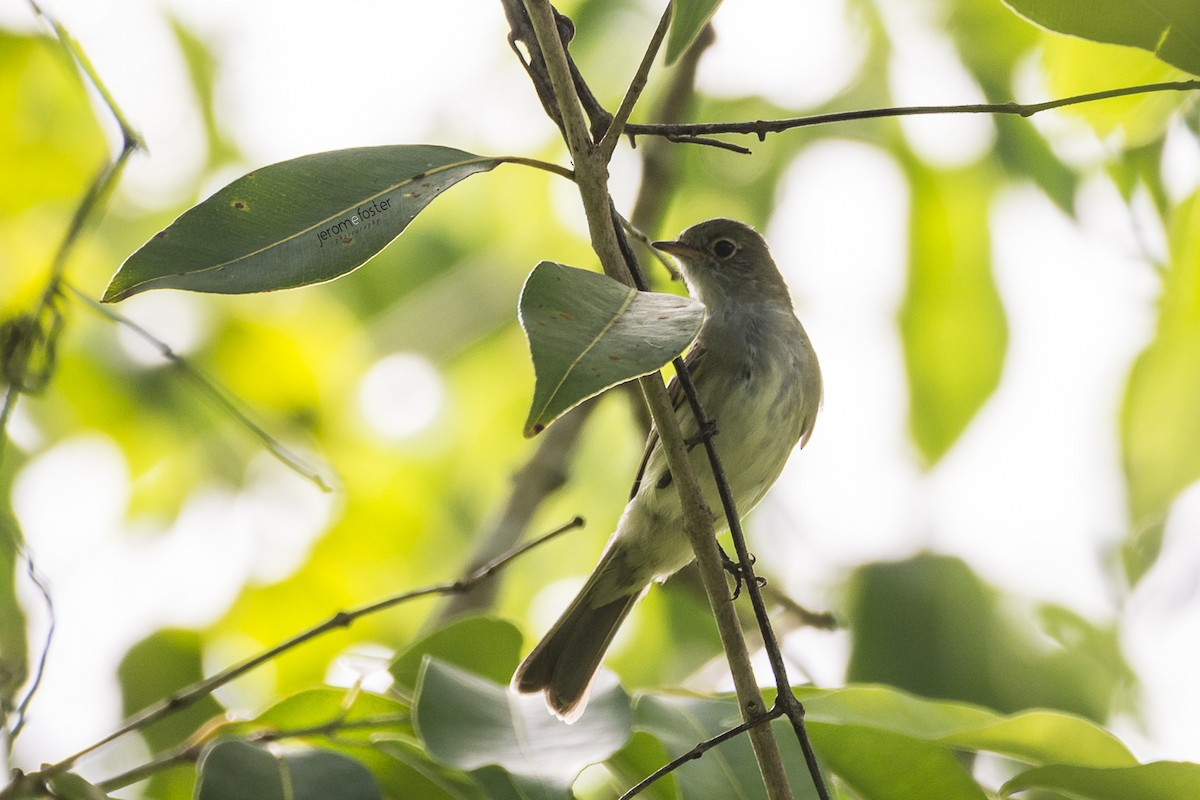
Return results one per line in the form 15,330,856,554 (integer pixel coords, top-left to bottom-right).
105,146,502,301
809,723,987,800
899,163,1007,466
948,0,1039,90
665,0,721,64
196,739,380,800
635,694,825,800
167,17,238,168
0,502,28,712
1042,34,1188,147
519,261,703,436
45,772,112,800
117,628,224,753
602,730,678,800
390,616,522,691
1121,192,1200,582
799,684,1134,768
1001,760,1200,799
373,737,487,800
252,687,408,739
1000,0,1200,76
0,31,106,217
992,116,1079,214
414,658,632,795
845,554,1127,719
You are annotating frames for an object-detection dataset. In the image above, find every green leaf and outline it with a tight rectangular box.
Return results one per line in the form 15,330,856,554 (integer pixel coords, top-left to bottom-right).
390,616,522,691
104,145,501,301
0,502,28,713
195,739,381,800
1001,761,1200,799
634,694,826,799
999,0,1200,76
899,162,1007,466
808,722,987,800
796,684,1134,769
413,658,631,795
844,555,1128,719
117,628,224,753
665,0,721,64
252,687,408,740
1121,193,1200,582
519,261,703,437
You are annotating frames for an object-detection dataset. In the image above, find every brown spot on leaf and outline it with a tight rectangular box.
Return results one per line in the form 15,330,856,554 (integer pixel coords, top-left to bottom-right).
340,235,354,245
558,311,574,321
154,230,168,239
608,354,621,361
531,423,545,434
231,200,249,211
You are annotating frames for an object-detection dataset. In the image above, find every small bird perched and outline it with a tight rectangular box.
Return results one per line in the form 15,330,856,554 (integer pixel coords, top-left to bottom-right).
512,218,822,721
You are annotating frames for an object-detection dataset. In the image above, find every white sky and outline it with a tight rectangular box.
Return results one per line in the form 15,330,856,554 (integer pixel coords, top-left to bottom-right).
6,0,1200,777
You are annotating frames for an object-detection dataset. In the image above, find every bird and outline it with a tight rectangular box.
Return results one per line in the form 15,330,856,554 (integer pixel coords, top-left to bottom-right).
512,218,822,721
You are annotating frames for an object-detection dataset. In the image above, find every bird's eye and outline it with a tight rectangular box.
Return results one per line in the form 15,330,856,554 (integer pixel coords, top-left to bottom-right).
712,239,737,258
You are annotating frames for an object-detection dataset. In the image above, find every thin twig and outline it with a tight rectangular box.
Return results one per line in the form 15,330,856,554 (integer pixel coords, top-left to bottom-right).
624,80,1200,147
7,550,54,740
62,283,335,492
618,707,785,800
597,4,673,158
19,517,583,784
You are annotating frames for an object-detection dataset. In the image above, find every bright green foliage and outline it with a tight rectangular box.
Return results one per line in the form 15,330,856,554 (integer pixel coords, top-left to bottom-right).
1001,760,1200,799
1001,0,1200,76
519,261,703,436
1121,192,1200,581
899,162,1008,466
105,146,501,300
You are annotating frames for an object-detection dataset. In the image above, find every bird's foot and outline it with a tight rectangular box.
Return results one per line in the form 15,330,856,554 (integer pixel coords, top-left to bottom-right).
721,549,765,600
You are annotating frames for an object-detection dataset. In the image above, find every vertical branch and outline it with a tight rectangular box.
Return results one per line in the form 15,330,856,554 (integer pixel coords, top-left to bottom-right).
515,2,795,798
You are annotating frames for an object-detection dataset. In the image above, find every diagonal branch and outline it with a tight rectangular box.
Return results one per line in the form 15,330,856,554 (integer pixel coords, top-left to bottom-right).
4,517,583,792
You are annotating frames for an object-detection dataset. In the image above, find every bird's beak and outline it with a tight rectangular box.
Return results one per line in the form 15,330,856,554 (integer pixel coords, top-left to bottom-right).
651,239,697,258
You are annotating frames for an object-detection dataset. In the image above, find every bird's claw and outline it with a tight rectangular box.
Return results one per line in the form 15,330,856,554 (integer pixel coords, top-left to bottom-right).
685,420,719,450
721,550,765,599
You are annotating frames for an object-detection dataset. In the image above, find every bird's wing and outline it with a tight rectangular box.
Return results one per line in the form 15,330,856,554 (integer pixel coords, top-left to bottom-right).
628,341,707,500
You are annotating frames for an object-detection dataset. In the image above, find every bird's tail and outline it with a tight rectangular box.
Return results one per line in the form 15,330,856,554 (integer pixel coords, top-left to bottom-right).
512,570,642,723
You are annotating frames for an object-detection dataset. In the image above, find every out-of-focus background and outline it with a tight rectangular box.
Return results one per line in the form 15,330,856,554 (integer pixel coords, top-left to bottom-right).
2,0,1198,789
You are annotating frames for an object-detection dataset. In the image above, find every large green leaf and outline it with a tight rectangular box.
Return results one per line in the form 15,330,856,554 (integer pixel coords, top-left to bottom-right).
665,0,721,64
519,261,703,436
1001,761,1200,799
413,658,632,797
845,555,1129,719
104,145,501,301
390,616,522,691
635,694,825,799
1000,0,1200,76
898,163,1007,466
1121,193,1200,582
195,739,380,800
